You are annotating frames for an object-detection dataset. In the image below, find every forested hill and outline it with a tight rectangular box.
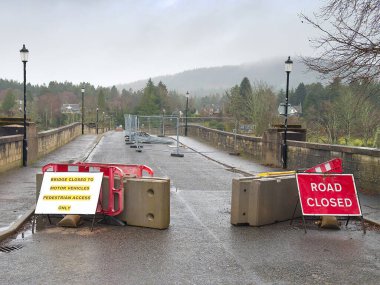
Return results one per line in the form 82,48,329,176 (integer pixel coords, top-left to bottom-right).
118,57,320,96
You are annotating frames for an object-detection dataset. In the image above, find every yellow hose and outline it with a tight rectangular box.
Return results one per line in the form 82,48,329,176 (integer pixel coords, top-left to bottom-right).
257,171,296,177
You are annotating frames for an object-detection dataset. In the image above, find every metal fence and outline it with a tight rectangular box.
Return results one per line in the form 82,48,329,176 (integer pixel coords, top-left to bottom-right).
124,114,255,136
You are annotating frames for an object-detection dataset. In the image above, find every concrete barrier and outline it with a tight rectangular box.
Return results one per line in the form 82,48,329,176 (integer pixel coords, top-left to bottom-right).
231,175,301,226
117,177,170,229
231,177,257,225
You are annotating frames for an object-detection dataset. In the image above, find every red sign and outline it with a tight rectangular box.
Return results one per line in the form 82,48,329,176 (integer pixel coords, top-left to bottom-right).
296,174,361,216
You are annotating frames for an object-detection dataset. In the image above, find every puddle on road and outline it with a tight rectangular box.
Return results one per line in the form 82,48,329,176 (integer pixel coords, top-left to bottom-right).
16,228,33,240
289,217,380,232
30,215,112,236
0,216,114,247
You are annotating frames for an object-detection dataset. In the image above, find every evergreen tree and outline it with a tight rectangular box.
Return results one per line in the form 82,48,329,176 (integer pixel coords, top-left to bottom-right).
1,90,16,115
97,89,106,111
291,83,307,106
239,77,252,121
110,86,119,99
134,79,161,115
240,77,252,98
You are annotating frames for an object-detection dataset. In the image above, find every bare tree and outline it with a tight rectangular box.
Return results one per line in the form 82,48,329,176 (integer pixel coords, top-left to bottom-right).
301,0,380,82
247,82,277,136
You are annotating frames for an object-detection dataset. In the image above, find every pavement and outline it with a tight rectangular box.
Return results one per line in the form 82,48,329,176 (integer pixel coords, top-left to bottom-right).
0,133,379,242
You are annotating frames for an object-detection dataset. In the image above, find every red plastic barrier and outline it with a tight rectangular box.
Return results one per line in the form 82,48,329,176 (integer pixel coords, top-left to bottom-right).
304,158,343,174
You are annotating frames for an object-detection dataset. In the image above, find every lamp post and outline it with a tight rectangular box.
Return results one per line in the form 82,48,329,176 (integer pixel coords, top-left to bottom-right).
20,44,29,167
282,56,293,169
96,107,99,134
81,87,85,134
102,111,105,132
162,108,166,136
185,91,189,136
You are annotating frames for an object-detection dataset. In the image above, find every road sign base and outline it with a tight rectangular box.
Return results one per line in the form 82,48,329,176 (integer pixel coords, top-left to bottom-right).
98,215,126,226
136,149,142,153
130,145,143,149
171,152,184,157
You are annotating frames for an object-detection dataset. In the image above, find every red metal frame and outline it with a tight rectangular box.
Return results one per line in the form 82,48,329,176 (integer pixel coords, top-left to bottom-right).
42,162,154,216
304,158,343,174
74,162,154,177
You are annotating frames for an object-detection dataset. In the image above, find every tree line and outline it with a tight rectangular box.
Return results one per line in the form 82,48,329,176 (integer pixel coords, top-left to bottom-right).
223,77,380,147
1,76,379,147
0,78,187,130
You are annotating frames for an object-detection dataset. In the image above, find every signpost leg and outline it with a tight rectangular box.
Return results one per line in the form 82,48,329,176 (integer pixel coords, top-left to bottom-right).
91,215,97,232
32,215,36,234
361,216,366,234
356,194,366,234
290,200,299,225
301,215,307,234
345,216,350,226
289,200,307,233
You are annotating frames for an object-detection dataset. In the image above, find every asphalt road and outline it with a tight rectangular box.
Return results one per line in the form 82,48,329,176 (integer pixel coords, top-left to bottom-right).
1,131,379,284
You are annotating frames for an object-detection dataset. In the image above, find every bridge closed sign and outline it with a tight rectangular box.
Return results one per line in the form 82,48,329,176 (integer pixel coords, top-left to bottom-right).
296,173,361,216
36,172,103,215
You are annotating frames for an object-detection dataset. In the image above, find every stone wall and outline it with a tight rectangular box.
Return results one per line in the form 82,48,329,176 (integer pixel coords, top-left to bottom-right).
0,123,83,172
37,123,82,157
187,124,380,194
188,125,263,161
0,135,23,171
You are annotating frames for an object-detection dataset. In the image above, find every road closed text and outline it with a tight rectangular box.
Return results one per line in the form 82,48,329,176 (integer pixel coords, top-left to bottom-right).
307,182,353,208
311,183,341,192
306,197,352,207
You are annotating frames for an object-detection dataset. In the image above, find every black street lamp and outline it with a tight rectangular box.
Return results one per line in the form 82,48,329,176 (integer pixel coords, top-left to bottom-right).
81,87,85,134
102,111,105,132
162,108,166,136
282,56,293,169
20,44,29,167
96,107,99,134
185,91,189,136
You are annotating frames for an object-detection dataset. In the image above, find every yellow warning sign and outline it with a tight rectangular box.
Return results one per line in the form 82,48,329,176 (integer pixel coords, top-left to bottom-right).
35,172,103,215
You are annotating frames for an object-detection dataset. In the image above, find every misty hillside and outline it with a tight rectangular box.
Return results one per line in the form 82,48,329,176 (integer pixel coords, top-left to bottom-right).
118,57,322,96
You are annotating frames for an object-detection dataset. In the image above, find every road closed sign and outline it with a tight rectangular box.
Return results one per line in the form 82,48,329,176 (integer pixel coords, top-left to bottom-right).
35,172,103,215
296,173,361,216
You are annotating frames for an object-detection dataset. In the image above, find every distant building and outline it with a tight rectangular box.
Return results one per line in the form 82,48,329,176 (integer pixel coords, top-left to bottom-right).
61,104,80,114
293,103,302,116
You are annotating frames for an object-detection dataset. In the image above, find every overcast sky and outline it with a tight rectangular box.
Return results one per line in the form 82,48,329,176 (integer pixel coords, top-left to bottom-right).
0,0,322,87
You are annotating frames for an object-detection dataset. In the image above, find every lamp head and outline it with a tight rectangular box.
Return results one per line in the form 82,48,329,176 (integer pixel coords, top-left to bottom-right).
285,56,293,72
20,44,29,63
